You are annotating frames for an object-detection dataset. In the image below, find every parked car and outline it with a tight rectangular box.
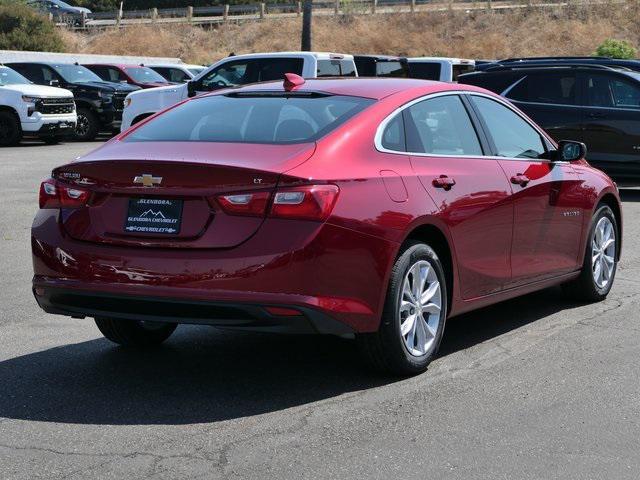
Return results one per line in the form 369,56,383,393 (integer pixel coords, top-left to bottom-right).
121,52,358,130
476,56,640,73
406,57,475,82
0,66,76,146
459,62,640,182
147,64,207,83
27,0,91,19
7,62,140,141
32,76,621,375
354,55,408,77
84,64,174,89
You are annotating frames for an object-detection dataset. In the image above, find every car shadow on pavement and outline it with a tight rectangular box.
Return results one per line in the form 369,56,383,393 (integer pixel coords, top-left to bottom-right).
0,288,578,426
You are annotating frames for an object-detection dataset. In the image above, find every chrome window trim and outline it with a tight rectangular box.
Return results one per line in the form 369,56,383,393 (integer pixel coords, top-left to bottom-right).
374,90,557,163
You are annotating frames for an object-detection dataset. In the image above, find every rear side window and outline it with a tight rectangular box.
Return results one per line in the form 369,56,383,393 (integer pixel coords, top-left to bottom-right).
507,73,577,105
199,58,304,90
317,60,357,77
376,61,407,78
125,94,374,144
407,62,441,81
381,113,405,151
471,96,545,159
404,95,482,156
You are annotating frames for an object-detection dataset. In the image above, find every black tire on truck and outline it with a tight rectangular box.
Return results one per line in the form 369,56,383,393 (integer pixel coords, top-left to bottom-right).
0,110,22,147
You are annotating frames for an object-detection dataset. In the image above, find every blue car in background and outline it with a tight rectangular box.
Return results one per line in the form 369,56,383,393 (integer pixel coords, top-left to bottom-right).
27,0,91,21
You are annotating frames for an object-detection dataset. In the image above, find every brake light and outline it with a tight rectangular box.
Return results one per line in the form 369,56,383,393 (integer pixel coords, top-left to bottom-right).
215,185,339,221
271,185,339,221
39,178,90,209
216,191,271,217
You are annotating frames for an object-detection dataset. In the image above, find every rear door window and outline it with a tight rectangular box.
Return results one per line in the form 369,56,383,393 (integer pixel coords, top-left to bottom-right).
585,73,615,108
584,73,640,109
404,95,482,155
507,72,577,105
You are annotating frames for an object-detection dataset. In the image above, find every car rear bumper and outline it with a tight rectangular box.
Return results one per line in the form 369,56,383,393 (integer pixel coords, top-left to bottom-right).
32,210,397,333
33,286,354,335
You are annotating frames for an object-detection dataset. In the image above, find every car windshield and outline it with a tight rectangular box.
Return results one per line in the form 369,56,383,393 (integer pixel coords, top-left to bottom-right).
125,67,167,83
0,67,30,86
52,64,102,83
125,93,375,144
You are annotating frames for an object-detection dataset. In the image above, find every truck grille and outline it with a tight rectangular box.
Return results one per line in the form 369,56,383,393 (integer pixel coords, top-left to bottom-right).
36,97,75,115
113,92,128,112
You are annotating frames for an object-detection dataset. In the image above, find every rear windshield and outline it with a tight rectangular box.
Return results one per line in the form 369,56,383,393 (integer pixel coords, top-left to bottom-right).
125,93,375,144
125,67,167,83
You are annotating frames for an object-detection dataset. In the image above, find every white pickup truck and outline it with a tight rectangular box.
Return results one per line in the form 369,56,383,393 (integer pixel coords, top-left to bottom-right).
0,65,76,146
406,57,475,82
121,51,357,131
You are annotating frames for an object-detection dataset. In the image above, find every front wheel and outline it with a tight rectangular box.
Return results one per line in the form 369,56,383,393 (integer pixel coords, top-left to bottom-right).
0,111,22,147
357,241,448,375
562,204,618,302
74,108,99,141
95,318,177,347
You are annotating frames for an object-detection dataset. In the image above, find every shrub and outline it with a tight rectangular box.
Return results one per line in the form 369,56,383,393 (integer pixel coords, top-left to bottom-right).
594,38,637,59
0,2,65,52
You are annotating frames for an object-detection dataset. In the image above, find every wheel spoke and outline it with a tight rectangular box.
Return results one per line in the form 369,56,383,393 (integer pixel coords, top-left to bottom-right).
415,316,427,352
423,302,441,315
420,281,440,305
602,238,615,251
402,281,416,304
424,316,438,338
400,314,416,336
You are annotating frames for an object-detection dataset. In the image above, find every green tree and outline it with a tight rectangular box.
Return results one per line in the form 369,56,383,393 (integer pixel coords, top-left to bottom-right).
0,2,65,52
594,39,637,59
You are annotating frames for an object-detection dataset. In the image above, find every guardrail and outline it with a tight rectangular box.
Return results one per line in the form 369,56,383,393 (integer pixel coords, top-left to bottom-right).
54,0,582,29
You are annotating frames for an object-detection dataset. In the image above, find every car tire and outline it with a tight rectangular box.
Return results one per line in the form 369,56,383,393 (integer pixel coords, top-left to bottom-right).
357,240,448,376
95,317,177,347
74,108,99,141
0,111,22,147
562,204,618,302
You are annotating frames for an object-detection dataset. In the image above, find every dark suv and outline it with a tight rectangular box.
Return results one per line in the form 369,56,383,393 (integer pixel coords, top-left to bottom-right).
459,63,640,182
7,62,140,141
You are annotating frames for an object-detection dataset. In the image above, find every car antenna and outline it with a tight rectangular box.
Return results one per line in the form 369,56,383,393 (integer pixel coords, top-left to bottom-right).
283,73,305,91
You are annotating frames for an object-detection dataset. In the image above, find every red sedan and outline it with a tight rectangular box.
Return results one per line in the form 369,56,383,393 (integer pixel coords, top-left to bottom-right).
32,76,622,375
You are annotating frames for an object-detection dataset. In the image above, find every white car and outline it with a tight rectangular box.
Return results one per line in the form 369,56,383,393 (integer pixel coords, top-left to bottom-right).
406,57,475,82
0,66,76,146
146,63,207,83
122,52,357,131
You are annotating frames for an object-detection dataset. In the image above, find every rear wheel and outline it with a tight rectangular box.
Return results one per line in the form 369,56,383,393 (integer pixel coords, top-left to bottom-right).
562,204,618,302
95,318,177,347
357,241,448,375
74,108,99,141
0,111,22,147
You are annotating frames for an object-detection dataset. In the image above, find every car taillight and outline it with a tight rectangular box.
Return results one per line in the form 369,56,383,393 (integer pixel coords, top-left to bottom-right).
271,185,339,221
216,191,271,217
215,185,339,221
39,178,90,209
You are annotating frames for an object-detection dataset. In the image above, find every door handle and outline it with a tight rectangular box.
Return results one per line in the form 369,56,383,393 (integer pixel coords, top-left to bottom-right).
587,112,606,119
510,174,530,187
432,175,456,190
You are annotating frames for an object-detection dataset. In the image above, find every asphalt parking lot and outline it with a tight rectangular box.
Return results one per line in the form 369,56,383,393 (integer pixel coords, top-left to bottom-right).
1,141,639,479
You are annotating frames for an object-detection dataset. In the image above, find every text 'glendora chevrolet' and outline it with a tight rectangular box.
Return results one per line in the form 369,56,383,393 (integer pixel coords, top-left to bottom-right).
31,76,622,375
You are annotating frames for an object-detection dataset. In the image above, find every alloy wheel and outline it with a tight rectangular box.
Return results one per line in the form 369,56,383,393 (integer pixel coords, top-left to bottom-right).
399,260,442,357
591,216,616,289
75,114,90,137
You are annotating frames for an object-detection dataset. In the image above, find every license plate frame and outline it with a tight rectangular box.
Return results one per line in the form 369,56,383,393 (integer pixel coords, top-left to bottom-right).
124,198,183,235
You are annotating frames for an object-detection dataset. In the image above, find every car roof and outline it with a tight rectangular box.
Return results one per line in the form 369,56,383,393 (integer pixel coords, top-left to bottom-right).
477,58,640,71
218,51,354,61
407,57,475,65
213,77,486,100
84,63,146,69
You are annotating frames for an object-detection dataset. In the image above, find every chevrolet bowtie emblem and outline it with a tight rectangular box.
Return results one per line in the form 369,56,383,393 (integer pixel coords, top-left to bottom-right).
133,174,162,187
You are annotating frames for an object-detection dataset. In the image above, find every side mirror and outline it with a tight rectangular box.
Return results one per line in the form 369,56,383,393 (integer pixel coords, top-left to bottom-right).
556,140,587,162
187,80,197,98
49,79,60,87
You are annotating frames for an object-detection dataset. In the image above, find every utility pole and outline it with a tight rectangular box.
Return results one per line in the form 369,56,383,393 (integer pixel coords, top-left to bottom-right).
301,0,312,51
